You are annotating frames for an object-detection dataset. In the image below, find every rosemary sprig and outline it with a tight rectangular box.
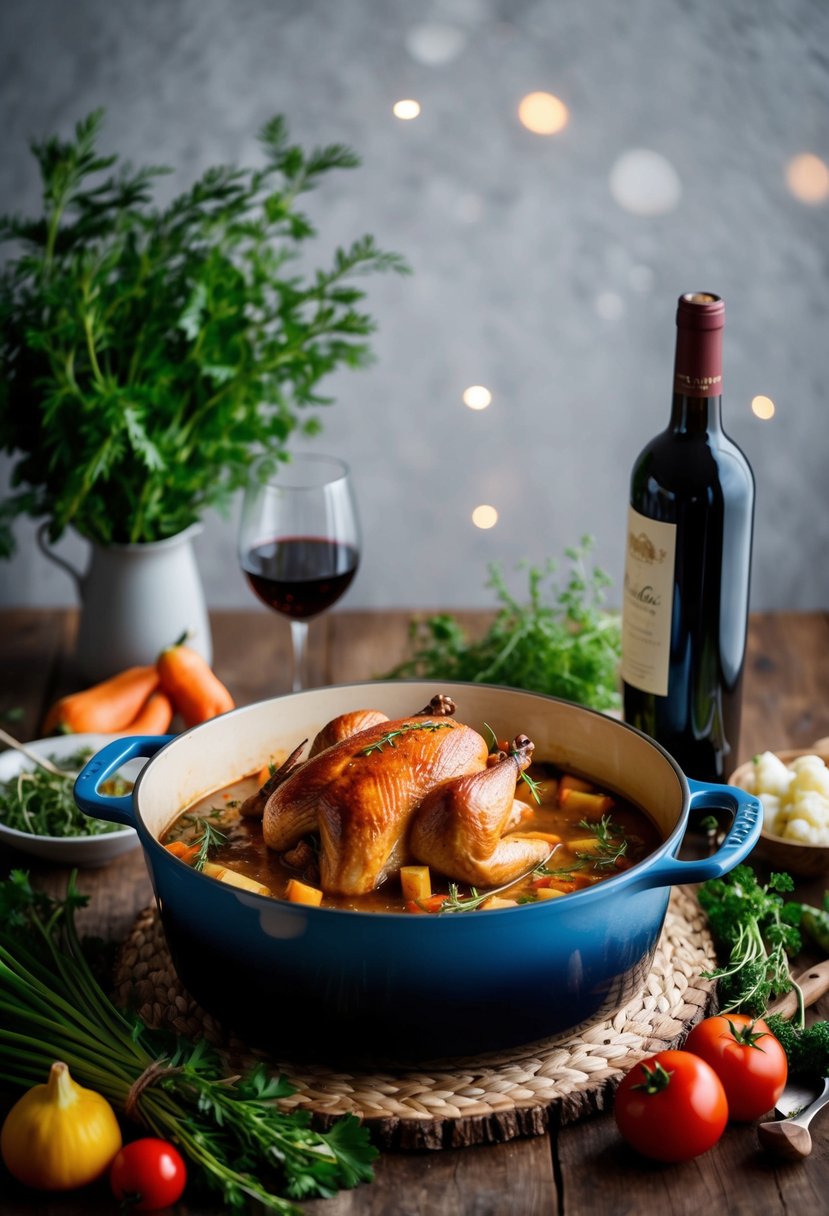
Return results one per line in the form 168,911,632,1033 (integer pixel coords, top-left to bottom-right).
541,814,628,877
358,721,453,755
191,820,229,872
435,850,558,914
481,723,541,803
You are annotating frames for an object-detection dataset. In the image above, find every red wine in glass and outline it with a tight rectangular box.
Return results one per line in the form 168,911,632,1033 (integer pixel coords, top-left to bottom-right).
238,454,361,691
242,536,359,620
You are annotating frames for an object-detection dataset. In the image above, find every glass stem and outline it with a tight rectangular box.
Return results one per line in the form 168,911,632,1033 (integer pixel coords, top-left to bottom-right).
290,619,309,692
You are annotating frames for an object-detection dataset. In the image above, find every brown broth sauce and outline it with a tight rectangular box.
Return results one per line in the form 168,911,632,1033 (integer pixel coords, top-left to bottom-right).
162,763,662,913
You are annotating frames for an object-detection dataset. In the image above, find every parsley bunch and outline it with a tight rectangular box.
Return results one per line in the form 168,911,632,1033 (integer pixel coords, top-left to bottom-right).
385,537,622,710
0,110,408,554
698,865,803,1017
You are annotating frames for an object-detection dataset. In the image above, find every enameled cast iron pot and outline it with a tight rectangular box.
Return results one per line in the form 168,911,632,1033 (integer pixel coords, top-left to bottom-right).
74,681,762,1062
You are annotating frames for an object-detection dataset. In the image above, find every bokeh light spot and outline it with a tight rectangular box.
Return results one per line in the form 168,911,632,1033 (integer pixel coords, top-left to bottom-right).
463,385,492,409
751,395,776,420
518,92,569,135
786,154,829,204
609,149,682,215
393,99,421,120
406,23,466,65
472,504,498,529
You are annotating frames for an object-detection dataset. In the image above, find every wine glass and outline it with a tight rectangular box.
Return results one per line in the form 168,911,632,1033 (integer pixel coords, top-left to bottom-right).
238,453,361,691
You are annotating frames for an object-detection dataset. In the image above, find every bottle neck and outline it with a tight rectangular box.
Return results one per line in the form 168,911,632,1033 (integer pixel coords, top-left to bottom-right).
669,393,723,434
671,300,723,434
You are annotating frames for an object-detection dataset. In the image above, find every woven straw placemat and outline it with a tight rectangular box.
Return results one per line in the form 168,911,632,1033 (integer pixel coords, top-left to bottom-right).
114,885,717,1149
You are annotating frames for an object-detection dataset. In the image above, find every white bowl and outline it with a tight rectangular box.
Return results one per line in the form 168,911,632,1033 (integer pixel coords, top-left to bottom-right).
0,734,143,867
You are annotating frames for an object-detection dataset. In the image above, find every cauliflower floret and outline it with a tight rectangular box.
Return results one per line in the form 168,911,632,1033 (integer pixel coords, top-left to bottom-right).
787,788,829,829
788,755,829,799
749,751,795,798
758,793,782,833
783,816,829,846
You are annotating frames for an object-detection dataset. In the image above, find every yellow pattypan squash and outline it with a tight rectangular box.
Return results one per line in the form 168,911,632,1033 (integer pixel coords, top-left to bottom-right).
1,1061,122,1190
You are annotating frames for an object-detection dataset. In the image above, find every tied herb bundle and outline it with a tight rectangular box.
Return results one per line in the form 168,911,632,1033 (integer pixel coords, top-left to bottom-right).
0,872,376,1212
385,537,622,711
0,110,408,554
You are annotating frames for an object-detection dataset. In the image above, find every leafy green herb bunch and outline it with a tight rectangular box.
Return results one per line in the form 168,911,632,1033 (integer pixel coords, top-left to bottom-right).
0,110,409,555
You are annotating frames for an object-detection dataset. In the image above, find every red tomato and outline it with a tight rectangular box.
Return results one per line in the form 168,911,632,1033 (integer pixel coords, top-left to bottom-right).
684,1014,788,1122
109,1138,187,1211
614,1050,728,1162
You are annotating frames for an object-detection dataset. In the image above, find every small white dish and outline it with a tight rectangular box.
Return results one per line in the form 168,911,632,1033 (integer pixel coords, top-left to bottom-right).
0,733,142,867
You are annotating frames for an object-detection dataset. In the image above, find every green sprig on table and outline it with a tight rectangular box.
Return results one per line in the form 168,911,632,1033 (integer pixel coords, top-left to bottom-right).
0,871,377,1212
385,537,622,711
0,109,409,554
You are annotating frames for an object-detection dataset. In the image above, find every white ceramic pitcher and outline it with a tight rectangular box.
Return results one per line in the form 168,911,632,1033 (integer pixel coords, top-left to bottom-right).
37,524,213,682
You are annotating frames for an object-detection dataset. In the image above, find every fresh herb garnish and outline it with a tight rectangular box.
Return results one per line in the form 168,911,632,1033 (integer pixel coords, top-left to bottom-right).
432,850,559,914
541,815,628,877
482,722,541,803
384,537,622,711
698,865,802,1016
0,749,123,837
0,871,377,1212
358,721,453,755
0,110,409,554
191,819,229,872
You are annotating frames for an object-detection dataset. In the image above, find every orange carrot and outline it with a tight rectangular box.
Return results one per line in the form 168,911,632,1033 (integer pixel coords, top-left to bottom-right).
164,839,199,863
285,878,324,907
42,665,160,735
116,690,174,736
156,635,235,727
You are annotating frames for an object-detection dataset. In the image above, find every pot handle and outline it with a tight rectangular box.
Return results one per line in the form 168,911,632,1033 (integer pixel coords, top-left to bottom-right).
74,736,174,828
628,779,763,891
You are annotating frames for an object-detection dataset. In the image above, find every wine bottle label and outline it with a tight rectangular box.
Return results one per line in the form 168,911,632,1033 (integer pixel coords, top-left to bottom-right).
621,507,677,697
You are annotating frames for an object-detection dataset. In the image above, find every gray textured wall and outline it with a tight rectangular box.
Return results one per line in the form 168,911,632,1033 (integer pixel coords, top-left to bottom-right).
1,0,827,616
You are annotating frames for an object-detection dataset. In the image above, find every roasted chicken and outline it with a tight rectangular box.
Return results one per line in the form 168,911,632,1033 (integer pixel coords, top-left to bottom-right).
242,696,550,897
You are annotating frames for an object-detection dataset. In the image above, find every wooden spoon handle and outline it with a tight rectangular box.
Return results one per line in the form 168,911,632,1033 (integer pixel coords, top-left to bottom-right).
757,1120,813,1160
767,959,829,1020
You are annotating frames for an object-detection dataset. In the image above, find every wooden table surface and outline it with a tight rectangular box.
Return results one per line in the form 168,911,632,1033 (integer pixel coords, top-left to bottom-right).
2,607,829,1216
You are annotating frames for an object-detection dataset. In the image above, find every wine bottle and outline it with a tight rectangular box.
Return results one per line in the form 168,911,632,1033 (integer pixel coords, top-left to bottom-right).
621,292,755,783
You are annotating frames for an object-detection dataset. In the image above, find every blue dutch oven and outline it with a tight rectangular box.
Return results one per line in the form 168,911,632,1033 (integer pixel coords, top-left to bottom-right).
74,680,761,1062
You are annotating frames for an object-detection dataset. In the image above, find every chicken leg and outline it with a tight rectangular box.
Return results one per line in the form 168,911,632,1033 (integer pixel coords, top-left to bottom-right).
409,736,551,887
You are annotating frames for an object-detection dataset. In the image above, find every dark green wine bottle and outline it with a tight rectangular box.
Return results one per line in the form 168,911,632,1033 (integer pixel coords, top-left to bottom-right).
621,293,755,783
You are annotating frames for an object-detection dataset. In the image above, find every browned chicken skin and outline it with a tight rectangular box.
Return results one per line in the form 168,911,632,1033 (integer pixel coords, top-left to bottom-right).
409,736,550,887
263,715,488,894
254,699,548,897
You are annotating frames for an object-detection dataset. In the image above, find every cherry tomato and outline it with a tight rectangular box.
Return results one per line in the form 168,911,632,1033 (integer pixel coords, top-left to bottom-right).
684,1013,788,1121
614,1049,728,1162
109,1138,187,1211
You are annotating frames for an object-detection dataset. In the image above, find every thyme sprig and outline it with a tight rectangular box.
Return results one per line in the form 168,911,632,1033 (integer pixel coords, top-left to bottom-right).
358,721,453,755
385,538,622,711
